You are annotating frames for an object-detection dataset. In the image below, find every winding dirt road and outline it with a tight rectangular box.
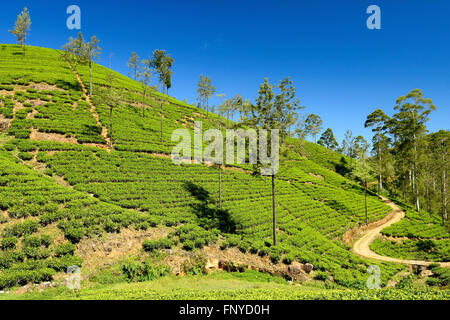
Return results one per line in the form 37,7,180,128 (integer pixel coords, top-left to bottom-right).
353,195,450,267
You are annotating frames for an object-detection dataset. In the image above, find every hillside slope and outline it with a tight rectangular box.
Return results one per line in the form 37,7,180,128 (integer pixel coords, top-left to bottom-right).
1,44,445,293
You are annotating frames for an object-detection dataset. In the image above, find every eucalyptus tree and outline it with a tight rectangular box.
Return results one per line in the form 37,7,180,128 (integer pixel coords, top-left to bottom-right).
128,52,139,80
351,140,374,225
429,130,449,223
196,75,216,118
9,7,31,53
390,89,436,213
137,58,152,118
93,73,123,148
150,49,174,95
63,32,101,97
365,109,392,192
304,114,323,143
318,128,338,150
243,77,303,246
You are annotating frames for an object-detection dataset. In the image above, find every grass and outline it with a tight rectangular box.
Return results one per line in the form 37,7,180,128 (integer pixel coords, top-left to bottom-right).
1,272,448,300
0,43,448,298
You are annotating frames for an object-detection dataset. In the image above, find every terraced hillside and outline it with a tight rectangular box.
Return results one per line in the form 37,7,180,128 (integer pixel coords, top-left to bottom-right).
0,44,447,295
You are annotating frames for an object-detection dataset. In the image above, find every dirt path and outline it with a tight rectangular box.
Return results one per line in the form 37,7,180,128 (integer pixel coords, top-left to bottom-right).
62,56,111,149
353,195,450,267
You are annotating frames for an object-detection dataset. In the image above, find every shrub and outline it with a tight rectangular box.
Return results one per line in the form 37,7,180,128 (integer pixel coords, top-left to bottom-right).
22,236,42,248
54,243,76,257
120,259,171,282
181,253,207,275
282,254,295,265
142,238,173,252
269,251,281,264
417,240,436,252
40,234,52,248
182,240,195,251
64,227,85,243
1,237,18,250
18,152,34,161
46,255,82,272
258,247,269,257
314,271,329,281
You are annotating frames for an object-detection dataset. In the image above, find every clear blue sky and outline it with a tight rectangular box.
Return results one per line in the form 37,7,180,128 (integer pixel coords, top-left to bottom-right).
1,0,449,144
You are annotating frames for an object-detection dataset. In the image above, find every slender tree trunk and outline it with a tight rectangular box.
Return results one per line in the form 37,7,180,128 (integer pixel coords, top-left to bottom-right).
272,174,277,246
444,169,448,221
160,103,164,143
378,145,383,192
109,107,113,148
364,180,368,226
142,90,145,118
219,166,222,210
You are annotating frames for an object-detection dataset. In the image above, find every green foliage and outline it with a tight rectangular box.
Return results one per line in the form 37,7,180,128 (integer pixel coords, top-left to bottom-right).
182,253,207,276
120,259,171,282
142,238,174,252
1,237,18,251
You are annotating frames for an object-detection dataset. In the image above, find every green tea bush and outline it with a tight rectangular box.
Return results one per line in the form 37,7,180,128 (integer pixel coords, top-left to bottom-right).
1,237,18,250
142,238,174,252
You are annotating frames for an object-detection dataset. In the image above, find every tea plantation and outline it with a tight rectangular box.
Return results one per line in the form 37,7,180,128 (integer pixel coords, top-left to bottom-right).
0,44,448,298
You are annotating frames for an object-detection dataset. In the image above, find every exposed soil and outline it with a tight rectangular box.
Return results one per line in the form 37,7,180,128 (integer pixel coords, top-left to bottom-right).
29,127,78,144
62,56,111,149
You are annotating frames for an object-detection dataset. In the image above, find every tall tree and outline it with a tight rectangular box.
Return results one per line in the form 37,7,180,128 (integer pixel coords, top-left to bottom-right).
93,73,122,148
219,94,243,127
429,130,449,223
196,75,216,117
63,32,101,97
351,141,374,225
243,77,303,246
9,7,31,53
353,135,369,158
150,49,174,95
318,128,338,150
128,52,140,80
365,109,392,192
304,114,323,143
390,89,436,213
137,58,152,118
341,129,355,158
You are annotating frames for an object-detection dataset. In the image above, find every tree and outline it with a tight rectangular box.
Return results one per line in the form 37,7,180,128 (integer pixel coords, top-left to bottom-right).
150,49,174,95
341,129,355,158
93,73,122,148
429,130,449,223
137,58,152,118
351,142,374,226
219,94,243,127
318,128,338,150
353,135,369,158
304,114,323,143
63,32,101,97
196,75,216,118
243,77,303,246
365,109,392,193
390,89,436,213
128,52,139,80
9,7,31,54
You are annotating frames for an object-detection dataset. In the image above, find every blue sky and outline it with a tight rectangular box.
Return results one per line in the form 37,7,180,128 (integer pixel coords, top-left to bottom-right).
0,0,449,144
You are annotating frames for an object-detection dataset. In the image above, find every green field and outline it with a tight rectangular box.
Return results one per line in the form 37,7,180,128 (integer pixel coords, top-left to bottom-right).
0,44,448,299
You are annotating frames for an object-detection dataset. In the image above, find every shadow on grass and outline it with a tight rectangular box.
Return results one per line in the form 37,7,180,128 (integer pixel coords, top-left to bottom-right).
183,181,237,234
